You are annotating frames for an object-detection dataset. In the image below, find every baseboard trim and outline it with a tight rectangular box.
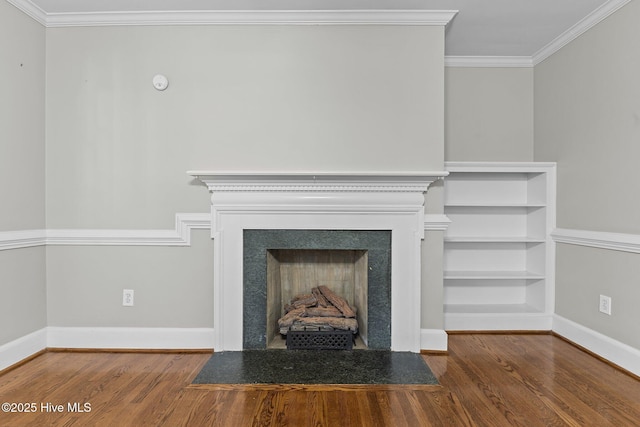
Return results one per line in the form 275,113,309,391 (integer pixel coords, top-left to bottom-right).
47,347,213,354
552,315,640,377
444,313,553,331
420,329,448,352
46,327,215,350
0,328,47,371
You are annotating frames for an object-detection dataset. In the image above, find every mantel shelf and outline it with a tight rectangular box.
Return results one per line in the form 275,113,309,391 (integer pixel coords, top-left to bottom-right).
189,170,449,194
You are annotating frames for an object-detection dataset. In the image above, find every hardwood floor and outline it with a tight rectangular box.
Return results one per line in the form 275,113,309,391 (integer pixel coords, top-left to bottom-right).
1,334,639,426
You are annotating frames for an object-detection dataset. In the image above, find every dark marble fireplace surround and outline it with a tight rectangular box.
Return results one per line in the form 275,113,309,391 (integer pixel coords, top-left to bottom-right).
243,229,392,350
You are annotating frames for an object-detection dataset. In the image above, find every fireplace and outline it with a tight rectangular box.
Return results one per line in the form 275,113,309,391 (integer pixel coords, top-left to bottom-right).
189,171,448,352
243,229,391,350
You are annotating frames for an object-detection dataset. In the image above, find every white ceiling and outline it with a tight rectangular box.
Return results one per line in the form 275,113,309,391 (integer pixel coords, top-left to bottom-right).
11,0,631,64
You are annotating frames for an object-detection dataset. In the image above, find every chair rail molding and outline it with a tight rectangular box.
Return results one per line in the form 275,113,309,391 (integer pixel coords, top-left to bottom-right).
0,213,211,250
0,229,46,251
552,228,640,254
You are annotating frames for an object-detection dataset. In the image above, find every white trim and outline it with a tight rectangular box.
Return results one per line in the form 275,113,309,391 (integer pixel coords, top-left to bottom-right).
0,328,47,371
424,214,451,231
445,161,557,173
420,329,448,351
188,171,449,194
5,0,47,25
553,315,640,377
7,6,457,28
445,56,533,68
193,171,444,352
445,313,553,331
0,229,46,251
446,0,631,68
552,228,640,254
46,327,215,350
532,0,631,65
46,213,210,246
0,212,451,247
0,213,211,249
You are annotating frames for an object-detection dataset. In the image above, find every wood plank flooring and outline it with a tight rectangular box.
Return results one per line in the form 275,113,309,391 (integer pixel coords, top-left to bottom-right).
0,334,639,426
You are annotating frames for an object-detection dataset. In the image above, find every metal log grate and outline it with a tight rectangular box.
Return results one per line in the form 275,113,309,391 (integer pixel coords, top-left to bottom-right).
286,328,353,350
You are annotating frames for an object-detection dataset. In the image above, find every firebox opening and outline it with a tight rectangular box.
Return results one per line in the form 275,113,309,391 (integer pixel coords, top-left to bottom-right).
266,249,368,349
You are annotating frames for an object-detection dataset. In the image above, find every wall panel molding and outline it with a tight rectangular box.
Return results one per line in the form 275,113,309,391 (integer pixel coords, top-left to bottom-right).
552,228,640,254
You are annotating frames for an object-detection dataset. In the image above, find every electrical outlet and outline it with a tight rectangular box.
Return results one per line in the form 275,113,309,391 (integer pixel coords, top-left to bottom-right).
123,289,134,307
599,294,611,315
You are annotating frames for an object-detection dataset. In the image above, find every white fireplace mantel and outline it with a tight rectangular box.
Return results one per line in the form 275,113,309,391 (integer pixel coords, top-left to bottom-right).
188,171,448,192
189,170,448,352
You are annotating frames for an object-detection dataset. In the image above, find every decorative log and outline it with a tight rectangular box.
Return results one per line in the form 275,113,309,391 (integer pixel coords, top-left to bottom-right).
293,316,358,332
277,307,306,329
317,285,356,318
311,287,330,307
304,306,343,318
292,294,317,309
292,293,313,303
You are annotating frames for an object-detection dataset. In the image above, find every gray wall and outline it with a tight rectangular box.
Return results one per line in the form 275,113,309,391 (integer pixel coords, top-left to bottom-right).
45,25,445,229
0,1,46,345
445,67,534,162
46,233,214,328
43,24,446,330
535,1,640,348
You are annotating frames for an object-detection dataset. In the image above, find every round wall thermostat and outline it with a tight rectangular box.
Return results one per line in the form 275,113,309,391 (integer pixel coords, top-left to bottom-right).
152,74,169,91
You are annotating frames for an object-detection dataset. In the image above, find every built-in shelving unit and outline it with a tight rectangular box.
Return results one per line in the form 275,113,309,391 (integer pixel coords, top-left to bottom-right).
443,162,556,331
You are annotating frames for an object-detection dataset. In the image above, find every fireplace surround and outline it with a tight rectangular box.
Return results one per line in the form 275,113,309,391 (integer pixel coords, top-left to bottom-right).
190,171,448,352
244,229,391,350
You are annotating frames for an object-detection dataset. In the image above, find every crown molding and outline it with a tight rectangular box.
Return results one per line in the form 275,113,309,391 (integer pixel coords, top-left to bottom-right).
7,4,457,28
5,0,47,26
445,56,534,68
447,0,631,68
532,0,631,65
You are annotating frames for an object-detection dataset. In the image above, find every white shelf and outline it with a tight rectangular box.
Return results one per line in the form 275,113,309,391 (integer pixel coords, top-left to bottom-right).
442,162,556,330
444,303,543,314
444,270,545,280
445,203,546,208
444,237,545,243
